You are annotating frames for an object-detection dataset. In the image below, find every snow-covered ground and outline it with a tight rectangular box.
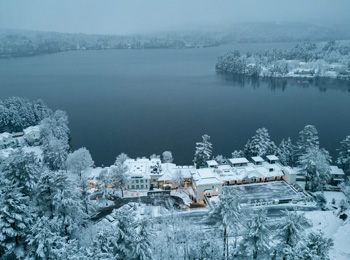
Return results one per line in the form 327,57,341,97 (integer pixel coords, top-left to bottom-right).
303,191,349,260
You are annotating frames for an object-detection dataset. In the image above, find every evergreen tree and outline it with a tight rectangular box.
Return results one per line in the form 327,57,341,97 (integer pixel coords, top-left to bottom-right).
2,148,41,197
239,208,271,259
194,134,213,168
0,179,30,259
131,218,154,260
298,147,331,191
296,125,319,161
209,187,241,259
277,137,295,166
244,128,277,158
36,170,87,238
297,231,333,260
26,216,67,260
337,135,350,173
275,209,308,259
42,137,69,171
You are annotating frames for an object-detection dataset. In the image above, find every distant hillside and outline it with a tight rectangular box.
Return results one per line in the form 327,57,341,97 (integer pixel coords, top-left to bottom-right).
1,22,349,58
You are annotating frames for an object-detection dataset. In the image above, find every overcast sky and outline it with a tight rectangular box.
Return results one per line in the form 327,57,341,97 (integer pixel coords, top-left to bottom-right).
1,0,350,35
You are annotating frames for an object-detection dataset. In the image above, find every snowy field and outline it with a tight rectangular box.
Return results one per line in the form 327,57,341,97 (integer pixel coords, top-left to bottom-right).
228,181,303,203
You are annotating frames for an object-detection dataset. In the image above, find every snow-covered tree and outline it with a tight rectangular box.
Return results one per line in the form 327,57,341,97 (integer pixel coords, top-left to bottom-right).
239,208,271,259
66,147,94,180
131,218,154,260
337,135,350,173
96,169,112,206
277,137,295,166
114,152,129,165
297,231,333,260
0,97,52,132
162,151,173,163
2,148,41,197
231,150,244,158
215,154,226,164
244,128,277,158
275,209,309,259
26,216,67,260
110,154,130,198
40,110,70,144
296,125,319,160
209,186,241,259
42,137,69,170
0,179,30,259
172,170,185,188
36,170,87,237
194,134,213,168
298,147,331,191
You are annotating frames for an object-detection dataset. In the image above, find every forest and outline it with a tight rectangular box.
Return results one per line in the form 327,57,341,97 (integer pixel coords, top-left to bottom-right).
1,97,349,259
216,41,350,81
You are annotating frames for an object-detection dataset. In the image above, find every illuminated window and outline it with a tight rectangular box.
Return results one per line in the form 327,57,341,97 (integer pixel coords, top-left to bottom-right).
216,188,218,192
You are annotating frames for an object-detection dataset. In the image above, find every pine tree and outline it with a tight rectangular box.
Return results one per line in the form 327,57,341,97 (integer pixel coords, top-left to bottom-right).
209,187,241,259
131,218,154,260
239,208,271,259
296,125,319,161
297,231,333,260
337,135,350,173
0,179,30,259
277,137,295,166
26,216,67,260
2,148,41,197
36,170,87,238
194,134,213,168
298,147,331,191
275,209,308,259
42,137,69,171
244,128,277,158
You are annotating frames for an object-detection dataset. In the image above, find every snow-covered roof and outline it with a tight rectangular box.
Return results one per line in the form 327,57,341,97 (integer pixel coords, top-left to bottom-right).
0,132,11,139
228,157,249,165
193,168,222,186
266,155,279,161
330,166,345,176
158,164,193,181
251,156,264,162
23,126,40,135
206,160,218,166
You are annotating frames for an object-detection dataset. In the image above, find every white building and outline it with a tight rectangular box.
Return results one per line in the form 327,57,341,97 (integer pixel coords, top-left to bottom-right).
23,126,41,146
0,133,12,148
192,168,222,203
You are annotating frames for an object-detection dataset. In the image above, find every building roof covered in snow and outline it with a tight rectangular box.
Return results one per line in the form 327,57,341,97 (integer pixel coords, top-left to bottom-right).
251,156,264,163
266,155,279,161
206,160,219,167
193,168,222,186
330,166,345,176
228,157,249,165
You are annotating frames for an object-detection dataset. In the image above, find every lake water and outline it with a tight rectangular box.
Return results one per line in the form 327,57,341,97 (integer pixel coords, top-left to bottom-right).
0,42,349,166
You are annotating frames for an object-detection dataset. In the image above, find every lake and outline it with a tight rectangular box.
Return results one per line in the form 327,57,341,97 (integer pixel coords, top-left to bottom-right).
0,42,349,166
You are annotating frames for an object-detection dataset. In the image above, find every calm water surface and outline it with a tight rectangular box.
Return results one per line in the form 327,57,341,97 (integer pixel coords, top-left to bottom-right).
0,42,349,166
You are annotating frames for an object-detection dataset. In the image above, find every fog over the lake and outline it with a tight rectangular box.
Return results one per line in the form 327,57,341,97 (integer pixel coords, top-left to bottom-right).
1,0,350,34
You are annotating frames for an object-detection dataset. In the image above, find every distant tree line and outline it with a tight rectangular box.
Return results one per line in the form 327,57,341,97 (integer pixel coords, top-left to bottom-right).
216,41,350,80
